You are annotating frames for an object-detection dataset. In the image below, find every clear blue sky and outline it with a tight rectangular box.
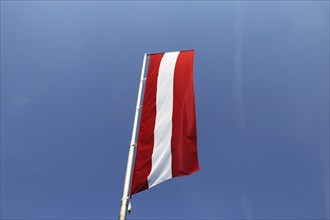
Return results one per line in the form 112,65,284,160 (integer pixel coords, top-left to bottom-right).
1,1,329,219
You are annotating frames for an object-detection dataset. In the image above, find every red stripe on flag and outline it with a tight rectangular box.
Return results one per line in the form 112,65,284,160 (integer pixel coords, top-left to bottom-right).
131,53,164,195
171,50,200,177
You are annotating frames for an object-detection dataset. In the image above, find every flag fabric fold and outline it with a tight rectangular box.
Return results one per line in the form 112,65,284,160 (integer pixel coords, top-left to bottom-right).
131,50,199,195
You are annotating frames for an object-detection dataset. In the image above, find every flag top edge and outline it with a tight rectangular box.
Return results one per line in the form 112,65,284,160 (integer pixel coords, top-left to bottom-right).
147,49,194,56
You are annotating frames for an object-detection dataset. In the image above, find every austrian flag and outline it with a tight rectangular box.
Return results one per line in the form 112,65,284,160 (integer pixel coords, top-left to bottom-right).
131,50,200,195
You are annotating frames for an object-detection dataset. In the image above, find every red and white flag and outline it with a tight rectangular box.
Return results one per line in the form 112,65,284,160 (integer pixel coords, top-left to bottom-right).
131,50,199,195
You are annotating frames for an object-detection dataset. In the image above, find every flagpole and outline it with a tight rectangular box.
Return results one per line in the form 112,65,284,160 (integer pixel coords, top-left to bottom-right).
119,53,148,220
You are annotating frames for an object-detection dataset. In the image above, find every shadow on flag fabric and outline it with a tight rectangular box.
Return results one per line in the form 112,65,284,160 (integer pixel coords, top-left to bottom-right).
131,50,199,195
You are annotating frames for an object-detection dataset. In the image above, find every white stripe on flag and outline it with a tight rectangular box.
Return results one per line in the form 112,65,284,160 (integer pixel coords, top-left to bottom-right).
147,52,180,188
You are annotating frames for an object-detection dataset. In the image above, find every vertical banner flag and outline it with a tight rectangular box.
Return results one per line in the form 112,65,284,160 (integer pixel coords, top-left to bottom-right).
131,50,199,195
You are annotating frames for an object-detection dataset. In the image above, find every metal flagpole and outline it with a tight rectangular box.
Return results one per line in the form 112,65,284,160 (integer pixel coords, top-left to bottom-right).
119,53,148,220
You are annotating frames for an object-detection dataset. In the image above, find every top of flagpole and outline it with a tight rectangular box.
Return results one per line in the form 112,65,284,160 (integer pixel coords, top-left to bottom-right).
146,49,194,56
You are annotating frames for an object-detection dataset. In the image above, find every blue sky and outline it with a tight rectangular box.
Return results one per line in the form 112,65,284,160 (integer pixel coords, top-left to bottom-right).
1,1,329,219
